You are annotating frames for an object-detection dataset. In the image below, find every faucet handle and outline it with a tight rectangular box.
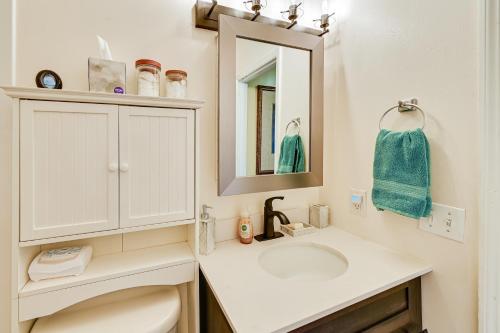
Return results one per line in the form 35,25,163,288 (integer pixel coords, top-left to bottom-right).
265,196,284,209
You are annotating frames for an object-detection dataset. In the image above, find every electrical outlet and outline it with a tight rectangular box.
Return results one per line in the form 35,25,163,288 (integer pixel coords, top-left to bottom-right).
419,203,466,242
350,189,367,216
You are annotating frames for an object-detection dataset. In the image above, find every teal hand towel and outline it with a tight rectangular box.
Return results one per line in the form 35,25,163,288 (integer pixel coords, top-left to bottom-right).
371,128,431,219
277,135,305,174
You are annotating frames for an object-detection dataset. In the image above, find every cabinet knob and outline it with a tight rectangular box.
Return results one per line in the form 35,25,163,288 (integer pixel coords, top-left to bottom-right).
108,163,118,172
120,163,129,172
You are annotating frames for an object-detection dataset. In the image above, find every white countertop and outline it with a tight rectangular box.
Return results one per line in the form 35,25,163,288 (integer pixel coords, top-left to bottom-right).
198,226,432,333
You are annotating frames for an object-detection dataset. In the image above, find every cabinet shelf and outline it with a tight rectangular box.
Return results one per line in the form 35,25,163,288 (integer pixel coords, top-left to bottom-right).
1,86,204,110
19,242,195,321
21,242,194,297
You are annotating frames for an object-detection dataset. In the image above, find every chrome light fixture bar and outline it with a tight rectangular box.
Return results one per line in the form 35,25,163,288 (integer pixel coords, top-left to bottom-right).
194,0,323,36
313,12,335,37
313,0,335,36
243,0,264,21
280,1,303,29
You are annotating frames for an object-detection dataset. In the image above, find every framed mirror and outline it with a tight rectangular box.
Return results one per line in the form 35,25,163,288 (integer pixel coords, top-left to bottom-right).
218,15,323,196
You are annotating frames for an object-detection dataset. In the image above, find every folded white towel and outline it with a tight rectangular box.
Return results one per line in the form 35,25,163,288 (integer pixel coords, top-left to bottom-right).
28,246,93,282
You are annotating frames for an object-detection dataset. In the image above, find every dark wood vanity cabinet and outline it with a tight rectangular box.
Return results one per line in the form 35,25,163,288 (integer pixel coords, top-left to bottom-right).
200,270,424,333
200,270,233,333
291,278,423,333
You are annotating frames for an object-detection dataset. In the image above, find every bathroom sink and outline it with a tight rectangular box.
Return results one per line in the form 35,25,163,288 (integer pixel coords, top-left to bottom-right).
258,242,348,281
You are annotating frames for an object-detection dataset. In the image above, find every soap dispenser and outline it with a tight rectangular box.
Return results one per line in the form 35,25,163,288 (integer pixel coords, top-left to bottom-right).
200,204,215,255
238,208,253,244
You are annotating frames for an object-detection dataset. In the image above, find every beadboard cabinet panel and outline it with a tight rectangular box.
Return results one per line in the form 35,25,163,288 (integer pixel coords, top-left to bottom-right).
20,100,119,241
119,106,195,228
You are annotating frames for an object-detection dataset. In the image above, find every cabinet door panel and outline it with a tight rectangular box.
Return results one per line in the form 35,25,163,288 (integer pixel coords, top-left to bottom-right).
119,106,195,228
20,101,119,241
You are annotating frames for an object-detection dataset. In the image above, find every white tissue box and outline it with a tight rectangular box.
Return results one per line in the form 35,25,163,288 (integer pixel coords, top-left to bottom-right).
88,57,126,94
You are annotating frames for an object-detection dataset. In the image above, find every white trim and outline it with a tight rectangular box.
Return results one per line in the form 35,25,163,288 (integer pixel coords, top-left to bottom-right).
479,0,500,331
235,80,248,177
18,219,195,247
236,48,278,81
16,241,195,321
239,58,277,83
11,0,16,85
10,98,19,333
0,86,204,110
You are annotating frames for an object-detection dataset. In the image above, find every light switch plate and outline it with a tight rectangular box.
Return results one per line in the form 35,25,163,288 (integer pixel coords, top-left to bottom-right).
419,203,466,242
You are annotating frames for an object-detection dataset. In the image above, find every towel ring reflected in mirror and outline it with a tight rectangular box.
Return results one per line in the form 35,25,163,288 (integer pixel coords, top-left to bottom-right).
379,99,426,131
285,118,301,136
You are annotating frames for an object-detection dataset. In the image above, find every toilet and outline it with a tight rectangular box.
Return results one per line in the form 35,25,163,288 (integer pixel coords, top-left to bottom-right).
31,286,181,333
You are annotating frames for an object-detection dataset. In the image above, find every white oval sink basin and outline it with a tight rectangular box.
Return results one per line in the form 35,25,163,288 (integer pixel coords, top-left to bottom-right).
258,242,348,281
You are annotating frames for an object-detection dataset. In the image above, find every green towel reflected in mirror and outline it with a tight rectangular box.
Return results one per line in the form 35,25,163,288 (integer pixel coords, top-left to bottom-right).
277,134,305,174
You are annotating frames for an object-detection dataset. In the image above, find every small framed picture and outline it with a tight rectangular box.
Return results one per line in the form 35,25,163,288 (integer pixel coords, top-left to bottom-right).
35,70,63,89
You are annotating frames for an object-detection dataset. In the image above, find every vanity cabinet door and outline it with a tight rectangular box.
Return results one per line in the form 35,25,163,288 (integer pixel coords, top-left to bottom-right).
119,106,195,228
20,101,119,241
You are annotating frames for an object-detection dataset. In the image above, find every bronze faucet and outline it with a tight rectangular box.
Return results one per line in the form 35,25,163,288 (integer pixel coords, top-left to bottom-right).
255,196,290,242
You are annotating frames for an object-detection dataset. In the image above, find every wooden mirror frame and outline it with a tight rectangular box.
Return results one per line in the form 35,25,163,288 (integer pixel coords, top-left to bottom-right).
218,15,324,196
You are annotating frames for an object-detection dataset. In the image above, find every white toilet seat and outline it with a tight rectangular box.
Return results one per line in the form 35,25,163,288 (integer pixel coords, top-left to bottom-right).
31,286,181,333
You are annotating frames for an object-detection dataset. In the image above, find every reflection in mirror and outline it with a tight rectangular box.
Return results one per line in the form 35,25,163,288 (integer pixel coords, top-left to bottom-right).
235,38,310,178
257,85,276,175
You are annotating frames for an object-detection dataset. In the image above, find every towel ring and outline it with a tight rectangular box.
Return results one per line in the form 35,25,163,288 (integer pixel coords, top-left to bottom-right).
286,118,301,135
379,100,426,130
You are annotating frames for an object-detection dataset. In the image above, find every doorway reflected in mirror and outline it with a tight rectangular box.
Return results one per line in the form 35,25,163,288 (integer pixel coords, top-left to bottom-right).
256,85,276,175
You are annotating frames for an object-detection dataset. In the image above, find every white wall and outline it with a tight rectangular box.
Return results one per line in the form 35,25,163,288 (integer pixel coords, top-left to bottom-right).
321,0,479,332
13,0,320,213
0,0,14,332
1,0,480,332
275,46,311,172
236,38,279,176
1,0,320,330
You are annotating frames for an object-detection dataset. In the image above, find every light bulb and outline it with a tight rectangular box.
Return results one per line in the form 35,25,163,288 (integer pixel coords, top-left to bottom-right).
321,0,329,14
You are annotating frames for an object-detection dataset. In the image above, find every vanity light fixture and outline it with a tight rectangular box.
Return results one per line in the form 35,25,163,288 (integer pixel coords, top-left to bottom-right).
243,0,266,21
204,0,218,19
194,0,322,36
281,1,303,29
313,0,335,36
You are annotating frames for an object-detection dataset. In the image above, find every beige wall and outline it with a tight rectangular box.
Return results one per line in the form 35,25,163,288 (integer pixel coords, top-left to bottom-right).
0,0,13,331
0,0,320,330
275,46,311,172
13,0,320,214
321,0,479,332
1,0,480,332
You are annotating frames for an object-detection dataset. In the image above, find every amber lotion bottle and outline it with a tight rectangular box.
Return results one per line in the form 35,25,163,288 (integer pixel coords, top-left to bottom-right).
239,209,253,244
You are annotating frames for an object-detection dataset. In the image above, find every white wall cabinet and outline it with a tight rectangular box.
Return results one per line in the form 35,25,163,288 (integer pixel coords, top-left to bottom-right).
3,87,203,333
20,100,119,241
10,89,202,244
119,106,195,228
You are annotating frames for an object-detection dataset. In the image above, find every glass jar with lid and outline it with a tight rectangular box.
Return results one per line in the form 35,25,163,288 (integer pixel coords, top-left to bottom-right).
135,59,161,97
165,70,187,99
